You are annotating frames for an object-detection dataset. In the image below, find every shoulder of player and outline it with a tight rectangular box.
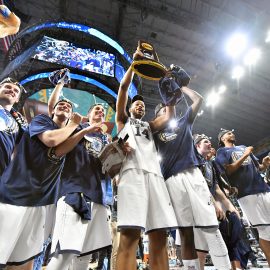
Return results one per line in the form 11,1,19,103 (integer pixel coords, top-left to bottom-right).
29,114,57,130
31,114,53,122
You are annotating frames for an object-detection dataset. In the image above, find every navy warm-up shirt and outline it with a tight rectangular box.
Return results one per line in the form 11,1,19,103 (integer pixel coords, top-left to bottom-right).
0,106,22,175
0,114,65,206
60,123,108,204
216,145,270,198
154,107,203,180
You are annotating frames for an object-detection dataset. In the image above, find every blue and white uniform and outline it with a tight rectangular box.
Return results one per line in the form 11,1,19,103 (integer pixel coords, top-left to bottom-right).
0,114,65,267
156,107,231,269
154,107,218,228
0,105,23,175
49,123,111,259
216,145,270,240
117,117,177,232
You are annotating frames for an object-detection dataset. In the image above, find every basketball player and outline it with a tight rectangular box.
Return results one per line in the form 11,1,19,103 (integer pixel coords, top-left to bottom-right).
0,77,26,176
115,50,178,270
154,85,231,270
194,134,240,269
46,86,112,270
216,129,270,266
0,98,80,270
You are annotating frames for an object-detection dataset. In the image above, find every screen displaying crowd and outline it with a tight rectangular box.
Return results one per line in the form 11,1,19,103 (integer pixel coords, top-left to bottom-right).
32,36,115,77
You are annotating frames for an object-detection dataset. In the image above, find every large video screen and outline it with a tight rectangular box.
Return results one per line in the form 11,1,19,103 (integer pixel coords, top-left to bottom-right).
32,36,115,77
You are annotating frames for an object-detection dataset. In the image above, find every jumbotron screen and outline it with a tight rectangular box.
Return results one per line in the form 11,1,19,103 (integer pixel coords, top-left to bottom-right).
32,36,115,77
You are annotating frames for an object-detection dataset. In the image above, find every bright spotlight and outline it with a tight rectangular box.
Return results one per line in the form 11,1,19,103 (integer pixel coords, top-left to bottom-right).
169,119,178,129
198,110,204,116
218,85,227,94
231,65,245,80
265,30,270,43
244,48,261,66
226,33,248,58
206,92,220,107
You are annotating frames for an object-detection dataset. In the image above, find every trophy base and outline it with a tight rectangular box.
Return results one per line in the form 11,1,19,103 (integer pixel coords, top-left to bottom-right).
131,60,167,81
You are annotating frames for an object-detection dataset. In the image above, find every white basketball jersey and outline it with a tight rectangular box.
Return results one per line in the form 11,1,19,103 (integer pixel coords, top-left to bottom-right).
118,118,162,176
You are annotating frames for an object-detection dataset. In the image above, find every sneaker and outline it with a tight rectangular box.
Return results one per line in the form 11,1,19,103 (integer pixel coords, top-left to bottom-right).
251,261,263,268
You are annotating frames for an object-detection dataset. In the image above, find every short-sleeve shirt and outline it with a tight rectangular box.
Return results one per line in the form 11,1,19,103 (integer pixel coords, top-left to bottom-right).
215,145,270,198
60,123,109,204
154,107,203,180
0,114,65,206
0,106,22,175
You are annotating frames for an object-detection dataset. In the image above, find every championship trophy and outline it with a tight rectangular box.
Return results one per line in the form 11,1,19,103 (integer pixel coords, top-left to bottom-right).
131,40,167,81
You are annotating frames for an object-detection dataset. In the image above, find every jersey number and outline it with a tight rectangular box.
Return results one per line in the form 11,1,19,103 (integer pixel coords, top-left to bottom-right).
135,126,150,140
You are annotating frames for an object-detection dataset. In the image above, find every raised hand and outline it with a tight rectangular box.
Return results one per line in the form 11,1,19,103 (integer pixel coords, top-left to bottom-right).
262,156,270,168
84,122,103,134
70,112,83,125
133,50,144,61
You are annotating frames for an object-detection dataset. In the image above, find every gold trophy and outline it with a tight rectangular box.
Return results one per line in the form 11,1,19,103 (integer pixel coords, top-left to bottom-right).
131,40,167,80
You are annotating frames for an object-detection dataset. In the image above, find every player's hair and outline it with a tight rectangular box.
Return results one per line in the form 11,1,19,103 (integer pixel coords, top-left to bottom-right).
87,103,104,114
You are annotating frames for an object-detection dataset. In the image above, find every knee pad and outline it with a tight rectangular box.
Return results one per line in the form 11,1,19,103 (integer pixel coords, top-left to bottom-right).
200,228,231,269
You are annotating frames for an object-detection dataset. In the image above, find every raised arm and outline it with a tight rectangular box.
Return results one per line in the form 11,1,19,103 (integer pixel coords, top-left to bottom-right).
116,66,133,131
48,82,64,117
37,113,82,148
181,86,203,122
116,50,143,131
225,146,253,176
149,105,175,132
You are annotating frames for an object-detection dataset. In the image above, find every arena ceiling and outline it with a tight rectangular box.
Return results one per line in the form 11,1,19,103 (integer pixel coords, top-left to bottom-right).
1,0,270,149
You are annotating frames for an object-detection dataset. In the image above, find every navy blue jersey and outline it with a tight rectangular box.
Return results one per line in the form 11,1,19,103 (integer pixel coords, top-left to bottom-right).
60,123,109,204
0,106,22,175
215,145,270,198
0,114,65,206
200,159,217,196
154,107,203,180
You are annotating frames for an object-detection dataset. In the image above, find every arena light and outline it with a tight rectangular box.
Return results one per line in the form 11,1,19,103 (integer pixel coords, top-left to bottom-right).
169,119,178,129
197,110,204,116
231,65,245,80
225,33,248,58
206,92,220,107
244,48,261,66
218,85,227,94
265,30,270,43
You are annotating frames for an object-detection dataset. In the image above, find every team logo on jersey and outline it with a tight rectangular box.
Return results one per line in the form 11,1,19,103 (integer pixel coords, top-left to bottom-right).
231,150,251,165
158,131,177,142
84,135,104,157
0,106,19,135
